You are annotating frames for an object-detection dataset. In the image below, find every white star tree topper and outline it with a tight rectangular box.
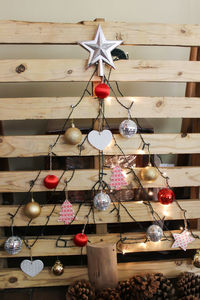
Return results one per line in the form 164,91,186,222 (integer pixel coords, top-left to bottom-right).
80,25,122,77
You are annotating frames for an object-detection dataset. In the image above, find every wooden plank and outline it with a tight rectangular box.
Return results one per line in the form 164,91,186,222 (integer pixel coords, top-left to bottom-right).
1,21,200,46
0,259,198,289
0,167,199,192
1,59,200,82
0,199,199,227
1,133,200,157
1,97,200,120
0,230,199,257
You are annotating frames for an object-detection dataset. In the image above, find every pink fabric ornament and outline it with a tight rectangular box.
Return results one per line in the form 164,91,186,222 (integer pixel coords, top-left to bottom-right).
110,166,128,190
58,199,76,224
172,229,195,251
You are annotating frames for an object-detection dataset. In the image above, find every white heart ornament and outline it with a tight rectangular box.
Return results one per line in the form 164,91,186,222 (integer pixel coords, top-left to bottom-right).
88,130,112,151
20,259,44,277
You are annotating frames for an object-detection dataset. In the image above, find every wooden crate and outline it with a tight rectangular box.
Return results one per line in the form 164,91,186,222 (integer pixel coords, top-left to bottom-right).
0,19,200,290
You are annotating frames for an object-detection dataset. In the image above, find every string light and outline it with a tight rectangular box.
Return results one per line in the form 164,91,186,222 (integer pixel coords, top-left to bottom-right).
137,149,145,154
122,171,128,178
140,242,147,248
148,190,153,196
163,206,170,217
106,96,112,104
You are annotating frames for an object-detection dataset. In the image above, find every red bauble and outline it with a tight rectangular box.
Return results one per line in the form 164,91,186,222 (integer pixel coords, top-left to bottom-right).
95,83,110,99
158,188,175,205
44,175,59,189
74,233,88,247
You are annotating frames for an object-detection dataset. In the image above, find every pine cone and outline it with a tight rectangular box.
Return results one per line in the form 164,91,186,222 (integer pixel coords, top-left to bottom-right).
130,274,160,299
153,273,175,300
66,280,95,300
176,272,200,299
96,287,121,300
117,279,133,300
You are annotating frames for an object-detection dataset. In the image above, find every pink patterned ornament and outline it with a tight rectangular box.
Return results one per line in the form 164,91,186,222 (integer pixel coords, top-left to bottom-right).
172,229,195,251
110,166,128,190
58,199,76,224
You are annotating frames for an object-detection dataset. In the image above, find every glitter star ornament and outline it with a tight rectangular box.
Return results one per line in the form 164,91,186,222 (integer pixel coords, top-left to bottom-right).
80,25,122,77
172,229,195,251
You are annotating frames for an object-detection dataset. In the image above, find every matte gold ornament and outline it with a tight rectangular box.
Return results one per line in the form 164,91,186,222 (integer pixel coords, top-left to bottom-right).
193,250,200,268
64,123,82,145
24,198,41,219
140,163,159,182
52,260,64,276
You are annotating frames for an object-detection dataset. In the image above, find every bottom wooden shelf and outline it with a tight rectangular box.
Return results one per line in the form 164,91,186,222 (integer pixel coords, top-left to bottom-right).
0,259,199,289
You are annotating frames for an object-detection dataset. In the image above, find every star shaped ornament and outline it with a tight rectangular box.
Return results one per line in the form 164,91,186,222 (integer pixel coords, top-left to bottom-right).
80,25,122,77
172,229,195,251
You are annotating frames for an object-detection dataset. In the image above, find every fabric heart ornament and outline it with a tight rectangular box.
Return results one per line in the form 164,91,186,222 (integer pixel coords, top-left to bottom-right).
88,130,112,151
20,259,44,277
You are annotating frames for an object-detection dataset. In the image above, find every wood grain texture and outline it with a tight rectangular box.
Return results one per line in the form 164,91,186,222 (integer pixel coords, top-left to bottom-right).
1,59,200,82
0,230,199,257
0,259,198,289
1,20,200,46
0,167,199,192
1,133,200,157
1,97,200,120
87,243,118,289
0,199,199,227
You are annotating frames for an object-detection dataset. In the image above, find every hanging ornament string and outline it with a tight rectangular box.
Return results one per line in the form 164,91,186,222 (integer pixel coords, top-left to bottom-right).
106,75,192,235
50,65,97,152
23,169,76,250
7,65,97,239
8,170,42,229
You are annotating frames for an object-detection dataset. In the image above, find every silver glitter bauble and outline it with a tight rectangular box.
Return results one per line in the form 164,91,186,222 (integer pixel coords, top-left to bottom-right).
119,120,137,138
93,191,111,211
146,225,163,242
4,236,23,255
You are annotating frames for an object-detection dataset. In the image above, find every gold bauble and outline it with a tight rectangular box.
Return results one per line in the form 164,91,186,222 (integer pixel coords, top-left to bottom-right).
193,250,200,268
52,260,64,276
64,124,82,145
24,199,41,219
140,163,159,182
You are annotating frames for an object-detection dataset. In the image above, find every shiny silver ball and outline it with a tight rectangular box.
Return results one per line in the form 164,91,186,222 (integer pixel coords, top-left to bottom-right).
119,119,137,138
4,236,23,255
93,191,111,211
146,225,163,242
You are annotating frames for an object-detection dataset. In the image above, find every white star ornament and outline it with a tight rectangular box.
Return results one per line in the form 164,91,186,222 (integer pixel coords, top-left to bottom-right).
80,25,122,77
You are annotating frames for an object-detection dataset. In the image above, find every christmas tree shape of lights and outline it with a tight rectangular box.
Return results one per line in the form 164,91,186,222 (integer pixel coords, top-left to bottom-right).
110,166,128,190
58,199,76,224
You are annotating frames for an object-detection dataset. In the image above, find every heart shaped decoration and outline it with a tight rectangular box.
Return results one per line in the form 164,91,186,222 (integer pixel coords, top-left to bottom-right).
88,130,112,151
20,259,44,277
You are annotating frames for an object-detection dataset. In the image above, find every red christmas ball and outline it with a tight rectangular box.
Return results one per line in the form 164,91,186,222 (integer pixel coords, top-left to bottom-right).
44,175,59,189
94,83,110,99
158,188,175,205
74,233,88,247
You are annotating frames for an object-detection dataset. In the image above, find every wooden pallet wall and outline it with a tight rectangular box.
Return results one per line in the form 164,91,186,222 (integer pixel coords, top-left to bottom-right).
0,19,200,289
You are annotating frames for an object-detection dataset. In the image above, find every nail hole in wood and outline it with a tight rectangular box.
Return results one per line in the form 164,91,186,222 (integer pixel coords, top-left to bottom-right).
181,133,187,138
9,277,18,283
67,69,73,74
16,64,26,74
